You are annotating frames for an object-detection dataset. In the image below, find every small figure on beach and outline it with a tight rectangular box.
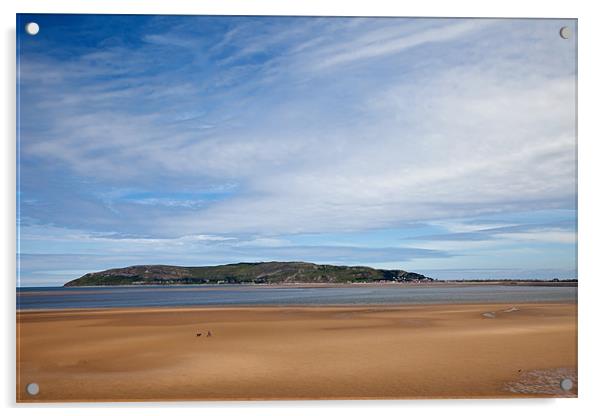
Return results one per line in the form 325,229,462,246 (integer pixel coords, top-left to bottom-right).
196,332,203,337
207,330,212,337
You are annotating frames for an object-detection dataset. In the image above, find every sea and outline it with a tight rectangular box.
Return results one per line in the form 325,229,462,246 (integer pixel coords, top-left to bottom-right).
16,284,577,310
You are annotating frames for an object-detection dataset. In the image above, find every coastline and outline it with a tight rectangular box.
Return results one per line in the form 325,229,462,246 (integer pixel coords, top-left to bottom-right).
16,281,579,293
17,302,577,401
50,281,578,289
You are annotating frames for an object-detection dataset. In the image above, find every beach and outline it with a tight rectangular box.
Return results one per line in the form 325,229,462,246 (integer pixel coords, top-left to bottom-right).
17,303,577,401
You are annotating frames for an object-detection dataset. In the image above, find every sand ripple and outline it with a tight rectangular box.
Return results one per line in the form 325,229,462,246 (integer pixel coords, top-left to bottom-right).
504,367,577,397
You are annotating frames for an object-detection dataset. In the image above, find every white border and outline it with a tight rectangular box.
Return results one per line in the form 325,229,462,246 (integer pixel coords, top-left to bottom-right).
3,1,601,415
3,0,585,18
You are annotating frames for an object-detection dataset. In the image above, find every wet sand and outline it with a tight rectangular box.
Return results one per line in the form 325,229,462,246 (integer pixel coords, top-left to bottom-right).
17,303,577,402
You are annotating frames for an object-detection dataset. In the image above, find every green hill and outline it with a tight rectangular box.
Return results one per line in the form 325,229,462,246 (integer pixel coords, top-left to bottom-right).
63,262,432,286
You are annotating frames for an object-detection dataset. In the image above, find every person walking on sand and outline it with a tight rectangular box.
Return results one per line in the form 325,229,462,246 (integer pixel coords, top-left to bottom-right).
207,330,212,337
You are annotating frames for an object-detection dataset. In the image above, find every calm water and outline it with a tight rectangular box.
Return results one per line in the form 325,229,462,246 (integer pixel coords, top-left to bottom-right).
16,284,577,310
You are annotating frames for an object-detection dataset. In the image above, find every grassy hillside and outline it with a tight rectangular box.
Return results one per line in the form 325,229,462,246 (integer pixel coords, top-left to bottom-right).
63,262,432,286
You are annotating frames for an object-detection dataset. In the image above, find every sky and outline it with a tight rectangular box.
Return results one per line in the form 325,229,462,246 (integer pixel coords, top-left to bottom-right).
17,15,577,286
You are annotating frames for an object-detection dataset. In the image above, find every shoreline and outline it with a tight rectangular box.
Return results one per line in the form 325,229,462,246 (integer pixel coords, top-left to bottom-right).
19,281,578,290
17,299,577,313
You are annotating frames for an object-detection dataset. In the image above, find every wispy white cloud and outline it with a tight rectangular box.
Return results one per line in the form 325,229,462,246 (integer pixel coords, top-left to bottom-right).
313,19,493,70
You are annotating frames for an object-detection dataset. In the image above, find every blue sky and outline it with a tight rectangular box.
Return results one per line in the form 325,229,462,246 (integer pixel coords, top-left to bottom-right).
17,15,577,286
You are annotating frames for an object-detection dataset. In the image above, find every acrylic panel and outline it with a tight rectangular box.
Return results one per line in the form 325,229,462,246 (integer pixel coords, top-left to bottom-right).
16,14,577,402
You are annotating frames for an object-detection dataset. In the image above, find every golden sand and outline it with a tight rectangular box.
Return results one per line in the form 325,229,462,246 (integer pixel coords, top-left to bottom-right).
16,303,577,401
